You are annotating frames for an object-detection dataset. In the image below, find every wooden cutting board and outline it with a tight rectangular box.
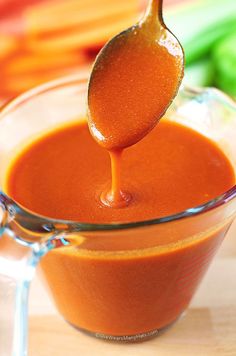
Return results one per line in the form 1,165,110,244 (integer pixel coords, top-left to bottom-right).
28,219,236,356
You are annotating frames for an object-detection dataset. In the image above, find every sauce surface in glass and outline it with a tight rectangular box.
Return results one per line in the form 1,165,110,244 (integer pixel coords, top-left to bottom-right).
6,119,234,223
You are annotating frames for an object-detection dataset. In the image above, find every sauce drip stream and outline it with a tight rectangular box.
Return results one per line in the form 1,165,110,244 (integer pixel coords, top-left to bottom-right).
101,150,131,208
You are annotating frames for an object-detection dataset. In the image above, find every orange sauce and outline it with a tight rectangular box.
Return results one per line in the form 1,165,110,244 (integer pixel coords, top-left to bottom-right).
6,120,234,222
5,119,235,336
88,33,183,151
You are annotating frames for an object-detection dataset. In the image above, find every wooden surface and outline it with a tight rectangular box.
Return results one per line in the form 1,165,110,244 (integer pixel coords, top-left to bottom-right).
29,219,236,356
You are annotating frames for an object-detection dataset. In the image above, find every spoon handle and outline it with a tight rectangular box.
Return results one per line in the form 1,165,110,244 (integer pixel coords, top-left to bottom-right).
144,0,164,24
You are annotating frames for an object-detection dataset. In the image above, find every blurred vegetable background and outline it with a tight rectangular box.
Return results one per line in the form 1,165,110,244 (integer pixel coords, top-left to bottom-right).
0,0,235,106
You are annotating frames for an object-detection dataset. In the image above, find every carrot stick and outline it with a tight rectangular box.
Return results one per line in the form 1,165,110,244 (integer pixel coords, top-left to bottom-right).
26,13,139,53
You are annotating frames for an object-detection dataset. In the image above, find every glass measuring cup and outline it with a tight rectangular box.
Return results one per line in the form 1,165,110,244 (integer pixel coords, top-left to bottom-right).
0,72,236,356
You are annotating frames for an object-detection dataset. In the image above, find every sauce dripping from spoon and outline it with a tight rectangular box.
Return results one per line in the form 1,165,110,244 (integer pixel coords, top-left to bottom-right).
88,0,184,208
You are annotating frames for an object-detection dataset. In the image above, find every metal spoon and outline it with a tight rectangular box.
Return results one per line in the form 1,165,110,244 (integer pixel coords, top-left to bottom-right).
87,0,184,150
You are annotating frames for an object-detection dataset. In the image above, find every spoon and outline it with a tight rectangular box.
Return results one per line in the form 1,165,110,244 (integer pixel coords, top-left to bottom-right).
87,0,184,151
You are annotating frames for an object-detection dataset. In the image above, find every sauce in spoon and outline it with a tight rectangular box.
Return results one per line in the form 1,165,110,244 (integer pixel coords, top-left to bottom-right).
88,0,184,207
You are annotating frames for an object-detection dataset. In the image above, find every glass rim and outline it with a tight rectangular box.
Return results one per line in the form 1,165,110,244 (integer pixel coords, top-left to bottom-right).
0,72,236,233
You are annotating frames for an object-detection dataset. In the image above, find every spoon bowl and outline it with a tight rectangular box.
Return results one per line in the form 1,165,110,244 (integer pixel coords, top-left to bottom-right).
88,0,184,150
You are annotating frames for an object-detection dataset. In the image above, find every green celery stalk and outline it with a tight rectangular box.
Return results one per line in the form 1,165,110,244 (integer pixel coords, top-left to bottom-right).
183,58,214,87
165,0,236,65
212,32,236,97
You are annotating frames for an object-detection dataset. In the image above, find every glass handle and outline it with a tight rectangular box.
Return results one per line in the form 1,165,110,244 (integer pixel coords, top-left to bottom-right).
0,197,68,356
0,225,53,356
